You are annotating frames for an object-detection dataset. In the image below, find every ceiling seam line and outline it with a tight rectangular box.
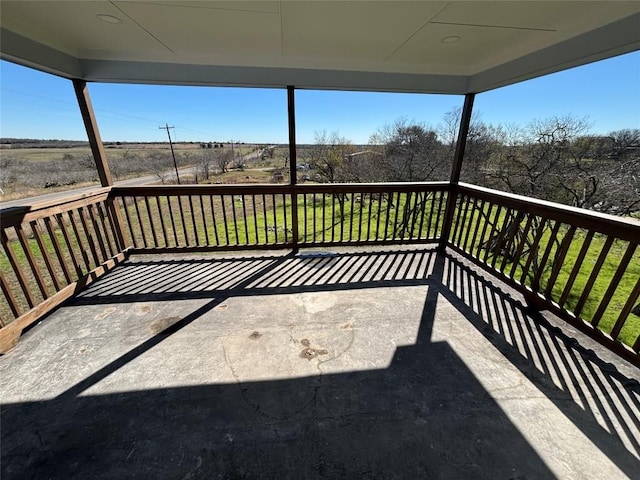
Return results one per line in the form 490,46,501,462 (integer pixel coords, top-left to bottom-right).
110,1,176,54
430,21,556,32
129,2,280,15
383,2,451,62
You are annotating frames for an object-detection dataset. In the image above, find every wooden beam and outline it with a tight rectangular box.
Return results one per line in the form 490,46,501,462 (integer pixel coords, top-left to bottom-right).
450,93,475,185
72,79,113,187
440,93,475,251
287,86,299,252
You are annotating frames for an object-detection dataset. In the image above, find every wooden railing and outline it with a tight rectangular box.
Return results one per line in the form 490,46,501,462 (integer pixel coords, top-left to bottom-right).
1,181,638,366
447,183,640,364
110,183,449,252
0,189,127,351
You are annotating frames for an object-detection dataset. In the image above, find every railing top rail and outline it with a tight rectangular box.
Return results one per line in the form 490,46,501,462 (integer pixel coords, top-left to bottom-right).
111,181,451,197
1,187,112,227
458,183,640,241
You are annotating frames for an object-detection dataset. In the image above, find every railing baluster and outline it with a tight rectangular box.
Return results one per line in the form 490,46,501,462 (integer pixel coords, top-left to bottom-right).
43,216,73,284
543,225,576,299
68,210,93,271
1,229,37,308
55,213,84,276
507,213,533,279
366,193,373,241
392,191,401,239
482,205,502,264
272,194,278,244
302,193,307,243
132,198,148,249
498,211,525,273
200,195,210,246
282,194,289,244
519,217,546,286
252,195,259,245
76,207,99,267
339,194,345,242
416,192,428,240
95,202,117,257
349,192,355,242
590,242,637,328
573,236,615,318
177,196,189,246
467,199,485,254
188,195,199,246
166,196,178,247
557,230,594,308
121,197,138,248
331,194,336,243
455,195,470,247
87,203,109,261
221,195,230,246
230,195,240,245
144,196,159,248
156,197,169,248
0,271,20,319
610,276,640,340
435,190,445,238
375,193,383,240
321,193,326,243
209,195,219,246
15,224,49,298
261,194,268,244
357,192,365,241
30,220,62,291
530,220,561,291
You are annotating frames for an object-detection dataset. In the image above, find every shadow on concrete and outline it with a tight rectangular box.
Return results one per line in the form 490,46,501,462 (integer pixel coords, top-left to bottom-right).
2,248,639,478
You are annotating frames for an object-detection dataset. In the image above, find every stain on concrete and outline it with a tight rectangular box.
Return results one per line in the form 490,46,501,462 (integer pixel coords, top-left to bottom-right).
300,346,329,361
149,317,182,334
340,322,352,330
248,331,262,340
95,307,116,320
137,305,151,315
301,338,310,347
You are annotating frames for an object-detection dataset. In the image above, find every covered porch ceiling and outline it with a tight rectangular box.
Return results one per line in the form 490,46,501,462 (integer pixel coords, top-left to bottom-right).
1,1,639,94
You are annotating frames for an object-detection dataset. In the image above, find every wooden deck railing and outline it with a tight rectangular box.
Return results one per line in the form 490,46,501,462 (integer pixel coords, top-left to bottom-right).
1,181,638,366
110,183,449,252
0,189,127,351
447,183,640,364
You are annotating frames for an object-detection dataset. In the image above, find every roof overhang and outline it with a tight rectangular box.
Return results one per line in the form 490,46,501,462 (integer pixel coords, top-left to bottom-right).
1,1,639,94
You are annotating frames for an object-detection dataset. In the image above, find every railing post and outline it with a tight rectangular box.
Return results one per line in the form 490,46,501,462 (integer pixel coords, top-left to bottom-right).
287,85,299,253
439,93,475,252
72,79,127,251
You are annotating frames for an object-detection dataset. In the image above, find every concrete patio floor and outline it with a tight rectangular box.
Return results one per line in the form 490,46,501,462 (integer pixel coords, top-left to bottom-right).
1,246,639,479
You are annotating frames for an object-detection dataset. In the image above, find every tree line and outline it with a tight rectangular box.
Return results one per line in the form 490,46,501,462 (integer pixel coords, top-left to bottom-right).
304,112,640,216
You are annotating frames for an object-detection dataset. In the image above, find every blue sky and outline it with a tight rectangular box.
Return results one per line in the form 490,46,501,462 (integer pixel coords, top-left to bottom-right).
0,52,638,144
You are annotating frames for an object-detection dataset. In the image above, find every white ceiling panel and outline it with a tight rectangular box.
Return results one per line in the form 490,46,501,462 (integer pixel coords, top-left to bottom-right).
281,1,447,62
1,1,638,93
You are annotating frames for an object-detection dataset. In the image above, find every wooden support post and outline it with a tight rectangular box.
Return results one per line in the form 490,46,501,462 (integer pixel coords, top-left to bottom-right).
73,79,113,187
439,93,475,252
287,86,299,253
72,79,127,250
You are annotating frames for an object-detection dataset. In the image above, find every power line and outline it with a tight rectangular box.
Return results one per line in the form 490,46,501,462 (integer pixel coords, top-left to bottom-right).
159,124,181,184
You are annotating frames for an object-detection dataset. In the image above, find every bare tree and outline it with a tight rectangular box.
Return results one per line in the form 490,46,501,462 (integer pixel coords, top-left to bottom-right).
309,130,354,183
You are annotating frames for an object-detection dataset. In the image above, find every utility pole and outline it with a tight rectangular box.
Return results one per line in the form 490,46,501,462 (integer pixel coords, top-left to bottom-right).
160,123,181,184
